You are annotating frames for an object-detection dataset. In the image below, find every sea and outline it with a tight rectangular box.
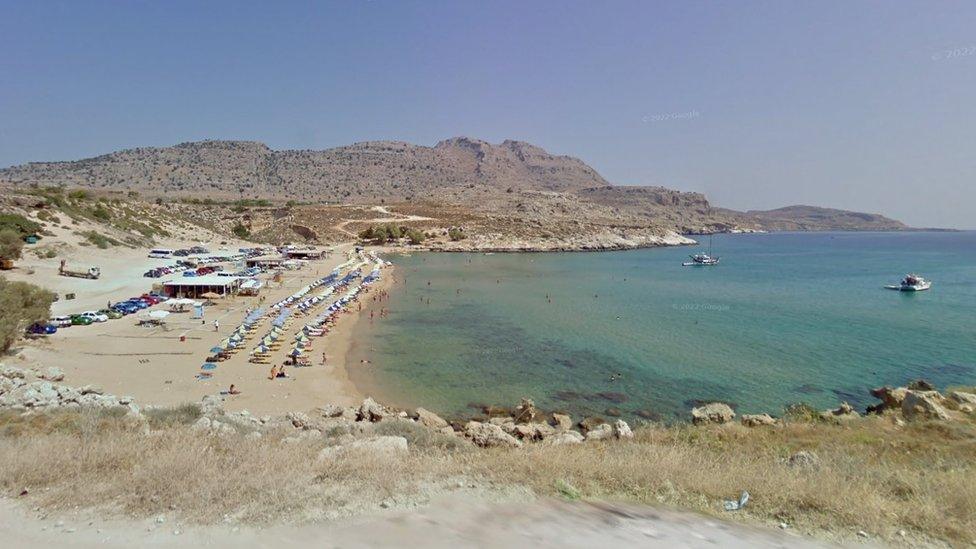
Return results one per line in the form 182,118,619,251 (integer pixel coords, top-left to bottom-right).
347,231,976,422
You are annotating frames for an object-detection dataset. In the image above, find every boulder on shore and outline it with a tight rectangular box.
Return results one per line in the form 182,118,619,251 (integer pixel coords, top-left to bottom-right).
585,423,614,441
512,422,555,441
902,390,950,421
464,421,522,448
691,402,735,425
414,407,448,429
741,413,777,427
545,430,584,445
948,391,976,406
820,402,859,421
550,413,573,431
513,398,538,424
357,397,389,422
612,419,634,439
577,416,607,433
868,386,908,413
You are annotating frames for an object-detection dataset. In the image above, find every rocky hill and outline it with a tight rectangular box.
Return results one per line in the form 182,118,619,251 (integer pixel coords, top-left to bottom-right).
0,139,908,249
0,138,609,202
727,205,908,231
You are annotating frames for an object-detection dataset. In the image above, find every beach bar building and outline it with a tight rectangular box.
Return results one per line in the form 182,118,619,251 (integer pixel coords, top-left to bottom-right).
246,256,287,269
162,275,242,298
284,248,326,260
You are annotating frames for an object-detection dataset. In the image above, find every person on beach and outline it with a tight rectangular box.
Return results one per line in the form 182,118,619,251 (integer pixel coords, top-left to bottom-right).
322,352,327,365
228,384,241,395
269,365,279,380
213,319,219,332
277,364,289,378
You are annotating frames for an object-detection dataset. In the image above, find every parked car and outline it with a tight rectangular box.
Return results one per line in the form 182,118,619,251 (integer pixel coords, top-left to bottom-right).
50,316,73,328
69,315,93,326
99,308,123,319
147,292,168,302
112,303,137,315
80,310,109,323
27,322,58,335
129,301,149,310
139,294,161,305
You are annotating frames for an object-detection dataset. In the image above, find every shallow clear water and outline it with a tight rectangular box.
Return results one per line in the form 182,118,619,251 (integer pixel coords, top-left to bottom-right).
350,232,976,421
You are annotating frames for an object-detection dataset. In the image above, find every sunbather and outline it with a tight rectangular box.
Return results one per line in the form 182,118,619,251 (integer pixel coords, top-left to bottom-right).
228,384,241,395
269,365,279,379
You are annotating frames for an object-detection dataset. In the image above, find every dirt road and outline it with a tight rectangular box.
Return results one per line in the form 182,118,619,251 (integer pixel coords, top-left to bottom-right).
0,496,836,548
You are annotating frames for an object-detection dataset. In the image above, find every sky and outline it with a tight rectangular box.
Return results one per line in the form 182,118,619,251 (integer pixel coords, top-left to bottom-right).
1,1,974,228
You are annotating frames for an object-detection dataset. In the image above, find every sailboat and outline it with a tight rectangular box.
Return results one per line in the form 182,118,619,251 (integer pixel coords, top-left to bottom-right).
683,235,720,266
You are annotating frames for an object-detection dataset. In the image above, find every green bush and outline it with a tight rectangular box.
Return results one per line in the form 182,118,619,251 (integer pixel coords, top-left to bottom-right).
67,189,90,201
406,228,426,245
0,213,41,238
78,231,118,249
0,278,56,351
0,230,24,260
91,204,112,221
448,227,467,241
232,224,251,239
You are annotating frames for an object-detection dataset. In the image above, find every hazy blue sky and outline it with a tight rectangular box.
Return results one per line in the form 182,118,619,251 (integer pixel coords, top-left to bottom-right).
2,1,974,228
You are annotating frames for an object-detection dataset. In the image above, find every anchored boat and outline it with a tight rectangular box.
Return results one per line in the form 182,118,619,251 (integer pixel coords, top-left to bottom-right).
682,253,720,266
683,235,720,266
885,274,932,291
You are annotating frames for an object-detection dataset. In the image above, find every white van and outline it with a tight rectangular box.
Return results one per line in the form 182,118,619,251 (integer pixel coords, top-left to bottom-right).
148,248,173,259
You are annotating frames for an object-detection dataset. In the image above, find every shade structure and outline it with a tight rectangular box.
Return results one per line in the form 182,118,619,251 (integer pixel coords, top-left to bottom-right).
210,346,224,354
148,310,170,320
290,349,302,357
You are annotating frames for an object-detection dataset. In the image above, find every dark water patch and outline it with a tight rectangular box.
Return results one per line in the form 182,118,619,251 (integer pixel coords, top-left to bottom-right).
554,358,576,369
635,409,663,421
831,388,870,408
793,384,823,395
595,392,628,404
604,407,622,417
553,390,583,402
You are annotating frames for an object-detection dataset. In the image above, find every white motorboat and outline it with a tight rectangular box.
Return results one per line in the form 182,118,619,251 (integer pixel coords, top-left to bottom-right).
885,274,932,291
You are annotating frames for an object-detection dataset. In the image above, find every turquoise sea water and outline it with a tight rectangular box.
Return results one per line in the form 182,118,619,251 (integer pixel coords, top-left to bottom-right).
349,232,976,422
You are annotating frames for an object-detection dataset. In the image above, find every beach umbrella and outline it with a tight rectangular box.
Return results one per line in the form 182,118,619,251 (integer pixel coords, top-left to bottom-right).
201,363,217,371
210,346,223,354
148,310,170,320
290,349,303,357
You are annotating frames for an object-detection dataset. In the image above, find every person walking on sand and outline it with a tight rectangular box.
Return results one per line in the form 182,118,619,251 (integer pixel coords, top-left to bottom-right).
269,365,278,380
213,319,219,332
322,352,327,365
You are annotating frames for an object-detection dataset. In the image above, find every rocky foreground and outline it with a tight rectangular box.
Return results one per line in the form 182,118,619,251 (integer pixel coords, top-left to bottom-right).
2,364,972,450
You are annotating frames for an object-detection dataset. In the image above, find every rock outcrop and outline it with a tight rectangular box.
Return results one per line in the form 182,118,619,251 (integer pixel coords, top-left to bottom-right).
691,402,735,425
901,391,951,421
464,421,522,448
741,413,777,427
414,407,449,429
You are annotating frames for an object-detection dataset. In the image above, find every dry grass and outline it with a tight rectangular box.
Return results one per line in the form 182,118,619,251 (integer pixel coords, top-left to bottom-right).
0,408,974,545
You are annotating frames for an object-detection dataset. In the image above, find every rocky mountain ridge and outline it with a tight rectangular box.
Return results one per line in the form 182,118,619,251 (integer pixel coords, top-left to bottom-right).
0,139,909,245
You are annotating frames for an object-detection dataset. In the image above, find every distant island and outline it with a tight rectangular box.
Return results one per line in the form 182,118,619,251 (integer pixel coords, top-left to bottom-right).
0,138,908,251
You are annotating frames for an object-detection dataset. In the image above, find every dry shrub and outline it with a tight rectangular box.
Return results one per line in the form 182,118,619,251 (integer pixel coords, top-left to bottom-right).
0,407,973,544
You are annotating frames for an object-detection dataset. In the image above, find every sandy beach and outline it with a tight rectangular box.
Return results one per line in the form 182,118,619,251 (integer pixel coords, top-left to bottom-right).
8,235,395,415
